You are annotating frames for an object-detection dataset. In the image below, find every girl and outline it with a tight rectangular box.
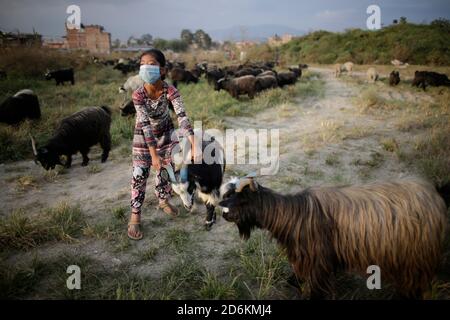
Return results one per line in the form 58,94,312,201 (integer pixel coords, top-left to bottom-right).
128,49,196,240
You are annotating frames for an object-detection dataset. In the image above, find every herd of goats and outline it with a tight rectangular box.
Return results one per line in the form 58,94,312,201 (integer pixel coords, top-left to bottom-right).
0,56,449,299
335,60,450,89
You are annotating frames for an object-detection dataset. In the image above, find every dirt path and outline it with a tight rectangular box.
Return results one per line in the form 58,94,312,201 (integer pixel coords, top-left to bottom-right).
225,67,413,193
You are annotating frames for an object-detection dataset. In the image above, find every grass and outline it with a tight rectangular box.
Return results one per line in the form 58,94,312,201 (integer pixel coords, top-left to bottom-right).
197,271,239,299
139,246,159,262
325,152,341,166
380,137,399,153
87,164,102,174
179,70,324,129
0,49,325,163
278,21,450,65
355,87,403,114
0,202,85,251
163,228,192,253
392,91,450,187
237,230,290,299
82,205,131,251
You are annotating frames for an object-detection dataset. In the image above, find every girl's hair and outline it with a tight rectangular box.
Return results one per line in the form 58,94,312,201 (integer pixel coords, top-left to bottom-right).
140,49,166,67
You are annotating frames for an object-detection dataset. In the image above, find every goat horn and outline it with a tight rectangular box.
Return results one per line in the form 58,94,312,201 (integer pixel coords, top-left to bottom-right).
236,177,257,193
29,134,37,156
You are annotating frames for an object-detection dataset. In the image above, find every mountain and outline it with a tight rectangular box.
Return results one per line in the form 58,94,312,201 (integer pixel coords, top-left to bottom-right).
209,24,306,42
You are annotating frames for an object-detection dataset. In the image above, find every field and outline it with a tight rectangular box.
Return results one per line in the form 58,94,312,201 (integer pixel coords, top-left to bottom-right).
0,48,449,299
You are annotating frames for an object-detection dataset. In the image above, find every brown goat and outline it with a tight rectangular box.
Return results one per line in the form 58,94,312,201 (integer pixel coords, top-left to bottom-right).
215,75,257,99
219,177,448,299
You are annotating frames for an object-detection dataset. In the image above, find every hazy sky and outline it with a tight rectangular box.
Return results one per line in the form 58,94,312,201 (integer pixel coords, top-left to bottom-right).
0,0,449,41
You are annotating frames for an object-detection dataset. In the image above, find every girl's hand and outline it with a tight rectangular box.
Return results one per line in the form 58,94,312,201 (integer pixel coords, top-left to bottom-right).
192,144,202,163
152,154,162,170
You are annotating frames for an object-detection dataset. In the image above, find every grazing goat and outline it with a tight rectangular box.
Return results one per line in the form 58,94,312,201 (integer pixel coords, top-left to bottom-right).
0,89,41,125
335,62,354,77
206,68,225,86
277,71,298,87
215,75,257,99
412,71,450,90
389,71,400,86
169,68,198,88
366,67,379,83
45,68,75,85
219,176,448,299
256,75,278,91
31,106,112,170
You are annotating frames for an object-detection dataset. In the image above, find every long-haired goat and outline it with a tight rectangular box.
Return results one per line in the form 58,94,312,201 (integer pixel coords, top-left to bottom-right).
219,177,448,299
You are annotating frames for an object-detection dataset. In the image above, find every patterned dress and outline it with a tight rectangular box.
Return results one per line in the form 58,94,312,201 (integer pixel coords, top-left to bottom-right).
130,82,194,214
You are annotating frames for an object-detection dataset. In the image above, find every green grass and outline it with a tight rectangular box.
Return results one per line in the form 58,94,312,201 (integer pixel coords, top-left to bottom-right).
0,202,85,251
237,231,290,299
178,70,324,129
163,228,191,253
325,152,341,166
197,271,239,299
278,20,450,65
0,54,324,163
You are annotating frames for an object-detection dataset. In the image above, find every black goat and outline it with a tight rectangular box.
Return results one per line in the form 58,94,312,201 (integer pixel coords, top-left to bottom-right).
31,106,112,170
45,68,75,85
0,89,41,125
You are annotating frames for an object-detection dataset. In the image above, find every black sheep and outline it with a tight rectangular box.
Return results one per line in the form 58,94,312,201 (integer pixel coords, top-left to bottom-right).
412,71,450,90
31,106,112,170
0,89,41,125
45,68,75,85
255,75,278,91
277,71,298,87
234,68,263,78
169,68,198,88
206,68,225,86
389,71,400,86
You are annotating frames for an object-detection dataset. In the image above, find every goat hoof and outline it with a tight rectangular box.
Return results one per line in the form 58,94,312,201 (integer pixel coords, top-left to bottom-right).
204,221,215,231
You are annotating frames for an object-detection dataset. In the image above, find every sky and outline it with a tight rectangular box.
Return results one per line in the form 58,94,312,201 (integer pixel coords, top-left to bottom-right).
0,0,449,41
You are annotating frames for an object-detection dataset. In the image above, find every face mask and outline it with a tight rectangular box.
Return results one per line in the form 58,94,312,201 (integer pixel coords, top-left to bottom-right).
139,65,160,84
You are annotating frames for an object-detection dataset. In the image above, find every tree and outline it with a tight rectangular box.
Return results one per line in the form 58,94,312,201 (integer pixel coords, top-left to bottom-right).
127,36,138,47
140,33,153,46
193,29,212,49
399,17,407,24
180,29,193,45
153,38,168,50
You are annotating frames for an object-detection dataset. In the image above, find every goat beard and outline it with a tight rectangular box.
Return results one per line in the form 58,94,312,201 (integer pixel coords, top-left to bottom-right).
237,222,252,240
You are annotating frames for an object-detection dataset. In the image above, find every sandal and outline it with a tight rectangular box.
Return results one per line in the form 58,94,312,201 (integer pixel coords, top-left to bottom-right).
127,222,143,240
159,201,179,217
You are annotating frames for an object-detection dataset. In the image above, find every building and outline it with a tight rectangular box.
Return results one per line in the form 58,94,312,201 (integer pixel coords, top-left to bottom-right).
42,37,68,50
267,33,294,47
0,30,42,47
234,40,258,50
66,24,111,54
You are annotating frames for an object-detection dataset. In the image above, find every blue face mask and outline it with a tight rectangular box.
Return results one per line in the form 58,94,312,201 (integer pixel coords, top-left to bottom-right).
139,65,160,84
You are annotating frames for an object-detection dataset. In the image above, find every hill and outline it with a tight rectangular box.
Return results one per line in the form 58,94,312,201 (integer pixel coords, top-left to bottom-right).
279,20,450,66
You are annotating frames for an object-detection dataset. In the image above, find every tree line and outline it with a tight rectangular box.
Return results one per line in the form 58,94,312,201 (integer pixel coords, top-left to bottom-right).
112,29,214,52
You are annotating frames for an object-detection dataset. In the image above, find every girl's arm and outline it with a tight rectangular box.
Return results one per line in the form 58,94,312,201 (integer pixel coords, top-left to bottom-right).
167,87,200,162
